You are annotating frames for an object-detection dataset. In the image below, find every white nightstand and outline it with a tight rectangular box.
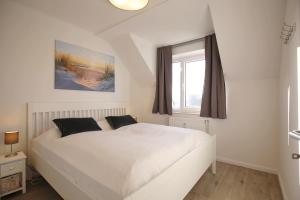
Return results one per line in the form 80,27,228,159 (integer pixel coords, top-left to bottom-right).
0,151,26,197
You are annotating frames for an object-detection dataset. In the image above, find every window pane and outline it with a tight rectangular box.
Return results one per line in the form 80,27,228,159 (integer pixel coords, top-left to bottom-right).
172,62,181,110
185,60,205,108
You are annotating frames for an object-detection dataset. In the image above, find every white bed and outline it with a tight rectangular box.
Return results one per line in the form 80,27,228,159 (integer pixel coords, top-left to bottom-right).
27,102,216,200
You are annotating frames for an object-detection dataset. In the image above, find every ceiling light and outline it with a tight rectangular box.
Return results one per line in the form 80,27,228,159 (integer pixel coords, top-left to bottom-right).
109,0,149,11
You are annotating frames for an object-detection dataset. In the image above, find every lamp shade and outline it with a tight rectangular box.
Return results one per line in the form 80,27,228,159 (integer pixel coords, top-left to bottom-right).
5,131,19,145
109,0,148,11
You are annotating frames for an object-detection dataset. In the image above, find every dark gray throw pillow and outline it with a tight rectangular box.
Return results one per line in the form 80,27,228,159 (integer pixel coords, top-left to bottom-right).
53,118,101,137
105,115,137,129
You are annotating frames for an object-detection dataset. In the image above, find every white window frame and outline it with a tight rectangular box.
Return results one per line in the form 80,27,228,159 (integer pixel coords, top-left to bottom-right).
172,53,205,114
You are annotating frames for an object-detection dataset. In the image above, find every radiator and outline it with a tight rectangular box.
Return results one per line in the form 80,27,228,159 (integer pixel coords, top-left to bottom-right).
169,116,209,133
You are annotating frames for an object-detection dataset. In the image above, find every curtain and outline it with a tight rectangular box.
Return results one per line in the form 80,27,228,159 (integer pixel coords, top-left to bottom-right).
200,34,227,119
152,46,173,115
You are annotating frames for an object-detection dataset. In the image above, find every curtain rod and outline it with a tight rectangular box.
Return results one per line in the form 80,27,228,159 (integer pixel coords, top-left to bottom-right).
171,32,215,48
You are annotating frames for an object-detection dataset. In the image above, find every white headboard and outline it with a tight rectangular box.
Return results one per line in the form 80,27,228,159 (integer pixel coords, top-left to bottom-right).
27,102,129,164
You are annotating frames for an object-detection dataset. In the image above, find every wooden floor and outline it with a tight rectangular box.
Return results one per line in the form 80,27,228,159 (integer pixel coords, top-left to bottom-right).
3,162,282,200
185,162,282,200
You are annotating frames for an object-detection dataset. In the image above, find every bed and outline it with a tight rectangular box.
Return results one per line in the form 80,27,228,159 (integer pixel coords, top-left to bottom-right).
27,102,216,200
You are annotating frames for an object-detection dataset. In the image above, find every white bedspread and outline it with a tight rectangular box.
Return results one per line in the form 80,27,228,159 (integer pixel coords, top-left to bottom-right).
32,123,212,199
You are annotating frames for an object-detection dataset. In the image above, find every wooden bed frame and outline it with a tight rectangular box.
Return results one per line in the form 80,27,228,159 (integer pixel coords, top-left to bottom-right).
27,102,216,200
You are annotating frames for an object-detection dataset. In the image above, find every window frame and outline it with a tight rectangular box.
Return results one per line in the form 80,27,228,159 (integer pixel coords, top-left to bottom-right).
172,53,205,114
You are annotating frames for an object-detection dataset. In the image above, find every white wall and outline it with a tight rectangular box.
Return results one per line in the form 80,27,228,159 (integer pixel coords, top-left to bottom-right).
279,0,300,199
215,79,279,172
0,0,131,154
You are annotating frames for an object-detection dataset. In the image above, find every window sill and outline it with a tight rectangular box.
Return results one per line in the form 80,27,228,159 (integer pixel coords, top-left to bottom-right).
172,112,200,118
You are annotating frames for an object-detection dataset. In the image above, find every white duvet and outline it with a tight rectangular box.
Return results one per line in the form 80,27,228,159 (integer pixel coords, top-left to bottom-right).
32,123,212,198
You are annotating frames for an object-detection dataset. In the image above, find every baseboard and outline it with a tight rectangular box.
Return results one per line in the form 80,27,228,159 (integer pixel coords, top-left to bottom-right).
216,156,278,174
278,173,288,200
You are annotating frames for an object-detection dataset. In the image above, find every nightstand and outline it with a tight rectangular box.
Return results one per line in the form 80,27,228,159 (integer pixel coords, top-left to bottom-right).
0,151,26,198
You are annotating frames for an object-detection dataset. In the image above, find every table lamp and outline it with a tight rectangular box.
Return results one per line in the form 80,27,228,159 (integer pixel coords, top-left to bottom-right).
4,131,19,157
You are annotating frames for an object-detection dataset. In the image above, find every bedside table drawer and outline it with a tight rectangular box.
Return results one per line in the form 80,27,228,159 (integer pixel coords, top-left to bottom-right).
1,161,23,177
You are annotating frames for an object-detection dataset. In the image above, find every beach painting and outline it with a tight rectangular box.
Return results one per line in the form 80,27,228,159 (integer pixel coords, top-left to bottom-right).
55,40,115,92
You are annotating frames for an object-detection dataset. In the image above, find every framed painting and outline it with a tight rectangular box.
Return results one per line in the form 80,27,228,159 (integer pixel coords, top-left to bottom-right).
55,40,115,92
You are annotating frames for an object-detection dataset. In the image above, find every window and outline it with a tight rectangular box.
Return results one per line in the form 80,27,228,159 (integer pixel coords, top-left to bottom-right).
172,50,205,113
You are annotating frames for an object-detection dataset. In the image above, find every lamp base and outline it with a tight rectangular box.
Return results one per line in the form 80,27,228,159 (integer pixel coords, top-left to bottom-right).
5,152,18,158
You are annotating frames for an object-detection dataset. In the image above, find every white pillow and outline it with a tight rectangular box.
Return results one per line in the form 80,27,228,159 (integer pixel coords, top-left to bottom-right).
97,120,113,131
33,127,61,143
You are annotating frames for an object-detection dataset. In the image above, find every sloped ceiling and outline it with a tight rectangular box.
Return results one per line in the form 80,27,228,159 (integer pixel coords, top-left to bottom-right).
109,34,155,84
130,34,156,75
209,0,285,80
99,0,213,46
13,0,168,33
100,0,213,83
12,0,285,81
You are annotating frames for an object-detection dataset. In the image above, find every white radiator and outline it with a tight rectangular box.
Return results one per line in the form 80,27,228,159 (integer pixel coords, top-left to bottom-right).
169,116,209,133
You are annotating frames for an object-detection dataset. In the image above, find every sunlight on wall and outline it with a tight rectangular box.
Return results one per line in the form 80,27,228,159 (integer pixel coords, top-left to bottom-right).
288,85,290,146
297,47,300,185
298,47,300,130
287,85,291,146
299,150,300,186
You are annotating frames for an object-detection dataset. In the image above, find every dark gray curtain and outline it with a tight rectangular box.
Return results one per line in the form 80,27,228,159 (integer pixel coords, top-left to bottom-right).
200,34,227,119
152,46,173,115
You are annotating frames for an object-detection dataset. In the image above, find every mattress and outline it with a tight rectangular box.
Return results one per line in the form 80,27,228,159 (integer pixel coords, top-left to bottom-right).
32,123,213,200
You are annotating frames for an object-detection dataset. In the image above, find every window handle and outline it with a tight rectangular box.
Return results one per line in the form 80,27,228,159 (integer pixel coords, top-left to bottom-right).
292,153,300,159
